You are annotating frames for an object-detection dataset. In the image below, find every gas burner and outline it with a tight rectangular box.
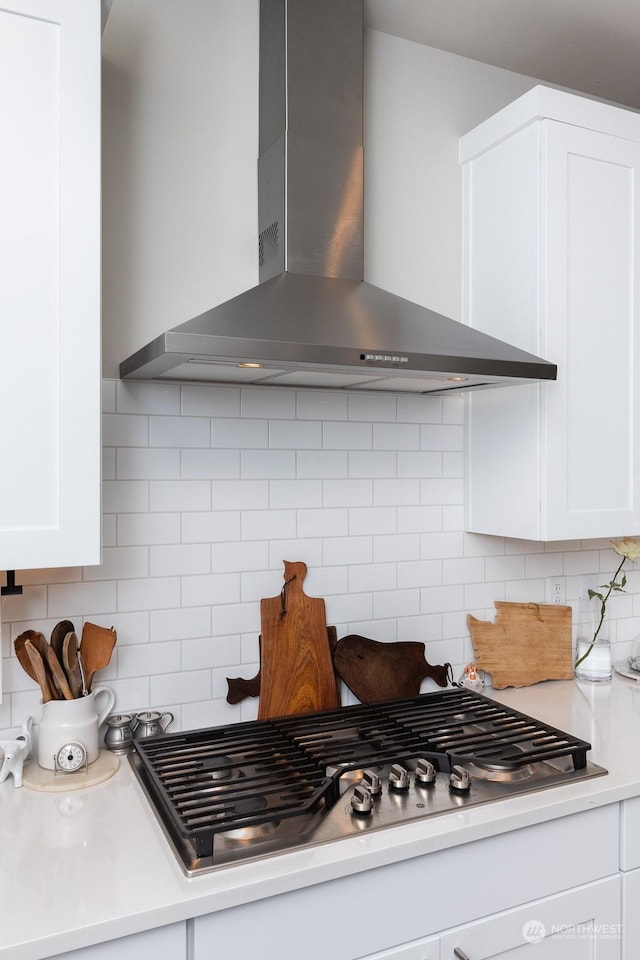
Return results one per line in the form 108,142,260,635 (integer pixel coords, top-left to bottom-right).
325,762,383,784
201,754,236,780
219,796,280,842
465,760,538,783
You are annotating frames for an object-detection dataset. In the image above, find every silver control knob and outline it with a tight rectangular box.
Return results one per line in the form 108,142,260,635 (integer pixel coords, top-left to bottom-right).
388,763,410,791
415,758,437,786
361,769,382,797
449,764,471,793
351,785,374,815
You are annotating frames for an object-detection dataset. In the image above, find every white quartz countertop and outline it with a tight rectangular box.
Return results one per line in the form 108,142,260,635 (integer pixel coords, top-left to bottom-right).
3,673,640,960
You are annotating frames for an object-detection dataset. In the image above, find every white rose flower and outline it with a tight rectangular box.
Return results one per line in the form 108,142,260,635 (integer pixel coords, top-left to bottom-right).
611,537,640,562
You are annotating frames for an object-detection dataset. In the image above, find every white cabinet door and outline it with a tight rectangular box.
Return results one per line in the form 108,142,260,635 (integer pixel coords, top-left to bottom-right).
439,876,621,960
51,922,187,960
462,87,640,541
621,868,640,960
0,0,101,570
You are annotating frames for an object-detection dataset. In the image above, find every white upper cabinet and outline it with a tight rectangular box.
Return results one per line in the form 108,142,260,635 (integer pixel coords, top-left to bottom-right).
0,0,101,569
460,86,640,541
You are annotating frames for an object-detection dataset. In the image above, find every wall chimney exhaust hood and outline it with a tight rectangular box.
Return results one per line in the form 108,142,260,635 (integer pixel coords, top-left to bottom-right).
120,0,557,395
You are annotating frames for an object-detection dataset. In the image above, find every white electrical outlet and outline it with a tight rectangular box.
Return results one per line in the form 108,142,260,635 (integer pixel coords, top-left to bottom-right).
545,577,566,605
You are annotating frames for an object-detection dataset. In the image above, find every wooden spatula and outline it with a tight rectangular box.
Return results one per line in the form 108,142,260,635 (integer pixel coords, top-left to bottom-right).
80,622,116,692
50,619,75,663
62,631,83,698
23,638,54,703
14,630,58,700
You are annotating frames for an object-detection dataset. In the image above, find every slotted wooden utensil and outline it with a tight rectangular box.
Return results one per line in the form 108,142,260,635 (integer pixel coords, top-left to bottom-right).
80,622,117,692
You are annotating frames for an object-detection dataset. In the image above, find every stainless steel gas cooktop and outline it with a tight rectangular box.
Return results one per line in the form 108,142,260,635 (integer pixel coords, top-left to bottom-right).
129,688,607,876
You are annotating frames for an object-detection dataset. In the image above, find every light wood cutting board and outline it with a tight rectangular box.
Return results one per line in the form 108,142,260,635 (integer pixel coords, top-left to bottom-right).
467,601,573,688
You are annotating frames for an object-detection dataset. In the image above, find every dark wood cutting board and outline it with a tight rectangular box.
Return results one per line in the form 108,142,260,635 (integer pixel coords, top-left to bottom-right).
334,634,449,703
256,561,340,719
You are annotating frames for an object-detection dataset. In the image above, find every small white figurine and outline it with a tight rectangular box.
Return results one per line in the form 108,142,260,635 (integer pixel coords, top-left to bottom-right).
0,716,33,788
459,663,485,692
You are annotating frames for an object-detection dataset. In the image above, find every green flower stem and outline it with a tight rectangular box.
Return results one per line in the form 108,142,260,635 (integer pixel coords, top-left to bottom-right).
574,555,626,669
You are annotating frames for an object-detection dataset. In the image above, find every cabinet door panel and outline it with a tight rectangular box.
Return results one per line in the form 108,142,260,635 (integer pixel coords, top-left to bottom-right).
544,121,640,539
0,0,100,569
439,876,620,960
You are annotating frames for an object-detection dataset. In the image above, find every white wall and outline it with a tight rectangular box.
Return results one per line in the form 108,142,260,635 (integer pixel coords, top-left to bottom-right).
101,0,259,377
3,19,638,738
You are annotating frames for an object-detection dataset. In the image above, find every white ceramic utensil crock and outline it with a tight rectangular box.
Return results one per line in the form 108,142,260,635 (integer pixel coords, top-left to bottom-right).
37,686,115,770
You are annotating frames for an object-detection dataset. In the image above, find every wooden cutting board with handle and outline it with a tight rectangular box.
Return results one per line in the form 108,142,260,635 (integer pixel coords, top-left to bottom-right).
334,635,449,703
467,601,573,688
257,561,340,719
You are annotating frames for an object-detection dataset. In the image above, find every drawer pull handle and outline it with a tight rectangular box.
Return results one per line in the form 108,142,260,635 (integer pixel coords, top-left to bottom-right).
453,950,471,960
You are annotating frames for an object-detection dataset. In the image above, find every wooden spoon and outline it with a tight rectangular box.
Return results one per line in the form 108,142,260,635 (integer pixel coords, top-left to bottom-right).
62,631,83,698
14,630,58,700
43,642,75,700
80,622,117,692
50,619,75,663
23,639,54,703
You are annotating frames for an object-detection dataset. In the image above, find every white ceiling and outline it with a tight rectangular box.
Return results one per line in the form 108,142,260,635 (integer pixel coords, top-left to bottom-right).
365,0,640,111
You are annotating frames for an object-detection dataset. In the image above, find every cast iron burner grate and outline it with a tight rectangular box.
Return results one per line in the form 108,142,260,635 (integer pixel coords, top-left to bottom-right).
130,688,595,869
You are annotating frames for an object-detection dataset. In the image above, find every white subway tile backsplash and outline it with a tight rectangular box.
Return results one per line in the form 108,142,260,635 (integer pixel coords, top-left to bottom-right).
241,508,297,541
298,450,348,478
150,480,211,512
297,391,348,421
181,383,240,417
150,544,211,577
212,541,270,573
323,421,372,450
48,581,117,618
373,423,420,450
298,508,348,539
118,640,181,677
118,512,181,546
117,381,181,415
181,573,240,608
150,606,211,643
83,546,149,581
182,448,240,479
269,479,323,509
118,447,180,480
182,511,241,544
269,420,322,449
212,479,269,509
213,418,268,448
103,413,148,447
150,415,210,448
348,392,397,422
104,480,150,514
241,387,296,419
117,577,181,612
241,449,296,478
1,378,635,739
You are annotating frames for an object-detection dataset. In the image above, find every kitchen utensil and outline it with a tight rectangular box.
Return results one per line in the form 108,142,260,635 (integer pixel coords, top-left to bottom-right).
43,642,75,700
23,639,55,703
36,685,115,770
256,561,339,719
62,631,83,698
226,626,339,705
132,711,174,740
467,601,573,688
80,622,117,691
50,619,75,662
14,632,55,698
333,634,449,703
104,714,135,754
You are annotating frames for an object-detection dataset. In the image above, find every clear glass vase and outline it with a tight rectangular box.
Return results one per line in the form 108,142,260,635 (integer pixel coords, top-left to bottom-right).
574,619,612,683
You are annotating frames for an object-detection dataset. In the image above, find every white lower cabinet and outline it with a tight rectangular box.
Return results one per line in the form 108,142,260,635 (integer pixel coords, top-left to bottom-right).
53,922,187,960
188,806,620,960
439,876,621,960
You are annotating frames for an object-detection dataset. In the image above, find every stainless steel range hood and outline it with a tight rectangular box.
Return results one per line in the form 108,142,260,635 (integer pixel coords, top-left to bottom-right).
120,0,557,394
